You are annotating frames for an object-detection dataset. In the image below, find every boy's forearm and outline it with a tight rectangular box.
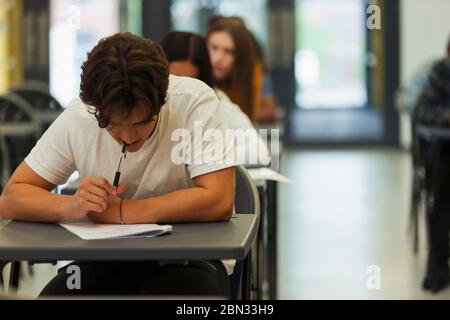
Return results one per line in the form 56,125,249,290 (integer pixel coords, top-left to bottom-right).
0,184,70,222
123,187,233,224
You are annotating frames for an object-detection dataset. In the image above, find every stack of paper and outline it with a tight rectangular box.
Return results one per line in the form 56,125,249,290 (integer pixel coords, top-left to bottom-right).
60,222,172,240
247,167,291,183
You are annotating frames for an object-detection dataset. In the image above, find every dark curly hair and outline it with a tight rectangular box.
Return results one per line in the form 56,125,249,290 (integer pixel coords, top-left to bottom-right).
80,32,169,128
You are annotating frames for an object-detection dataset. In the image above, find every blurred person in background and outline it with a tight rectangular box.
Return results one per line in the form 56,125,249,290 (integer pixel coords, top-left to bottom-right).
414,36,450,126
207,16,278,123
161,31,270,166
413,34,450,293
206,17,262,122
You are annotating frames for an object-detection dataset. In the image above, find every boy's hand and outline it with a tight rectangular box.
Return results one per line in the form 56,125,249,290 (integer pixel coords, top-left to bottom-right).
64,176,125,220
87,194,125,224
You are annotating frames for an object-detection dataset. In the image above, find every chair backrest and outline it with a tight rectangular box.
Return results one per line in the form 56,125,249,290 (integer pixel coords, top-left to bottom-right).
10,81,63,111
0,93,40,191
230,165,261,299
10,83,63,133
234,165,260,215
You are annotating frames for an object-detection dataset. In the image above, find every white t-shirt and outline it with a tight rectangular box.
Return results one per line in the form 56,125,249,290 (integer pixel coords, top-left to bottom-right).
25,76,239,275
215,89,270,167
25,75,236,200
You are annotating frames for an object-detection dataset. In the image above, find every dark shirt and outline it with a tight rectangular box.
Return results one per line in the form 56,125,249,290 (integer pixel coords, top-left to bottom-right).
415,57,450,126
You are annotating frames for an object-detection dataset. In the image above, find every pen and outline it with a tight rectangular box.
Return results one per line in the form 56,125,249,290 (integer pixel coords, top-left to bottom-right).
113,143,127,188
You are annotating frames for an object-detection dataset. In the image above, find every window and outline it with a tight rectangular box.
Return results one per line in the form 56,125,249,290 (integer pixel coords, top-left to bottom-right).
171,0,268,47
295,0,368,109
50,0,121,107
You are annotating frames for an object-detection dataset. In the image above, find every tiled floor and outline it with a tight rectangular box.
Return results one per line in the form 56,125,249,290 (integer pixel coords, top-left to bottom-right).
3,147,450,299
277,147,450,299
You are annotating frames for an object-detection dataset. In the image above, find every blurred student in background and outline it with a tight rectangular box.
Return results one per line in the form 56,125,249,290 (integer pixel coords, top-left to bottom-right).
207,16,278,123
206,17,262,122
413,34,450,293
161,31,270,166
414,36,450,126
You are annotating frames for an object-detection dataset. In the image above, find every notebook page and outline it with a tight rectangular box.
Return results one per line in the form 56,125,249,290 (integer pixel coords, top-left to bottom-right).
60,222,172,240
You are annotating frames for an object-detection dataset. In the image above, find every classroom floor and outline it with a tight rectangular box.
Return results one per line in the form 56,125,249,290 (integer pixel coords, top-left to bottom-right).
3,147,450,299
290,109,384,143
277,147,450,299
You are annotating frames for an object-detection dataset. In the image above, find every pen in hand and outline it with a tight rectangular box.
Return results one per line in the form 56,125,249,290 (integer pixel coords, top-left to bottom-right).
113,143,127,190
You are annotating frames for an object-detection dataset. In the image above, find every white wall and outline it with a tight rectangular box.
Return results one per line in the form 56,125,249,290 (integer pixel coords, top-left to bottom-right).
400,0,450,85
399,0,450,148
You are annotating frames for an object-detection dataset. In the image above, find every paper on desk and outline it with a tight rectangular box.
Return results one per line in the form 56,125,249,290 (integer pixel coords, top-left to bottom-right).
247,167,291,183
60,221,172,240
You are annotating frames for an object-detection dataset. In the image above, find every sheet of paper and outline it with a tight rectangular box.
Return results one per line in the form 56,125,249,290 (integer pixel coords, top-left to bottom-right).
60,221,172,240
247,167,291,183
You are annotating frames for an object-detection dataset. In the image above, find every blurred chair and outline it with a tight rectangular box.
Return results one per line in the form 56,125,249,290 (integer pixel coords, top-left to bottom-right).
0,93,41,289
0,92,41,191
10,80,62,111
231,165,260,299
10,81,63,133
410,114,426,254
235,165,260,214
396,73,429,254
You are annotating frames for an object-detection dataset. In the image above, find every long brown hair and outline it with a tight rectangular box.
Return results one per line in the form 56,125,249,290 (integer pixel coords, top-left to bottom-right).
207,18,258,120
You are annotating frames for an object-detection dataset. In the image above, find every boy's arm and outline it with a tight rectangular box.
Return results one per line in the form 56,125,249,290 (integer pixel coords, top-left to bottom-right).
88,166,236,224
0,162,64,222
0,162,121,222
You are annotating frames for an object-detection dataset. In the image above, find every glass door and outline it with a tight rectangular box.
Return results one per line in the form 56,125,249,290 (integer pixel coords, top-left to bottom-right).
290,0,385,144
295,0,367,109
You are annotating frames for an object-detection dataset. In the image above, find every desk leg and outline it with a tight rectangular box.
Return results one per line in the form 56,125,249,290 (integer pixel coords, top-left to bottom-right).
423,141,450,291
8,261,20,294
241,250,252,300
267,180,277,300
411,162,420,253
256,186,266,300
